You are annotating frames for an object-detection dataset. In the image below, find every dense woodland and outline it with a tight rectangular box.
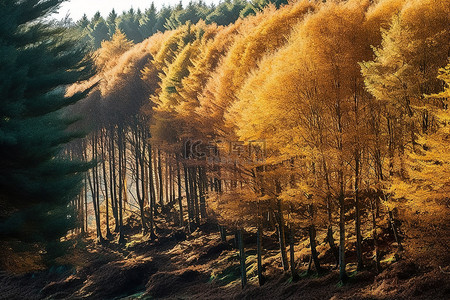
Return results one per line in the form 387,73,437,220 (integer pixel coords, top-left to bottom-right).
1,0,449,299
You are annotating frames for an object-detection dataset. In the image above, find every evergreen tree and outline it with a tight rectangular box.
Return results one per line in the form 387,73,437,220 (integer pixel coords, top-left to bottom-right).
206,0,247,26
117,8,143,43
106,9,118,38
0,0,92,258
165,1,211,30
154,6,173,33
87,13,109,49
139,3,158,38
77,13,90,29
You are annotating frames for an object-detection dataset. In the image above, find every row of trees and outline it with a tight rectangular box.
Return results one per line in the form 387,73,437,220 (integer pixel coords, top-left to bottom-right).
69,0,449,285
72,0,289,49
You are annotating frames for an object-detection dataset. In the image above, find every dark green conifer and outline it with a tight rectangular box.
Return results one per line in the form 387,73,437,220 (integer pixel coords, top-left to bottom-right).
0,0,92,259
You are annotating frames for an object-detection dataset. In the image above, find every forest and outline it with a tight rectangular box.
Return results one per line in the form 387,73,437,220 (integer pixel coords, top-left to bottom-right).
0,0,449,299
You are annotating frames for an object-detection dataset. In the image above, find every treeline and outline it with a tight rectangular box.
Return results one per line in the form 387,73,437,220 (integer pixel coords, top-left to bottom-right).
67,0,449,285
73,0,289,49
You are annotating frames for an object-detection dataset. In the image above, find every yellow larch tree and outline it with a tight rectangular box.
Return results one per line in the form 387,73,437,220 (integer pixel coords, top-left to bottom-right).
95,29,134,71
197,0,317,139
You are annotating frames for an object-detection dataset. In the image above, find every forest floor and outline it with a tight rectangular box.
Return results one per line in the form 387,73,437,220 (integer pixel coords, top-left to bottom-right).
1,214,449,300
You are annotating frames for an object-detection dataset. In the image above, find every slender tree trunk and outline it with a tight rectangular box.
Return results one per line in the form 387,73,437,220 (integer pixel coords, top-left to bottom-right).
308,204,323,274
335,87,347,283
238,229,247,289
153,148,160,214
355,152,363,271
176,155,183,226
101,130,112,240
388,210,403,251
387,116,395,178
199,166,207,218
257,226,265,285
86,170,99,238
80,185,85,234
168,156,173,206
108,128,117,233
170,159,175,209
87,154,103,243
148,144,157,216
183,164,192,232
209,178,213,192
141,145,150,234
289,225,298,281
339,190,347,283
323,158,339,268
84,177,88,233
371,198,381,273
148,143,156,239
118,125,125,244
109,127,119,232
219,225,227,242
164,153,169,206
134,122,147,234
276,199,289,271
192,167,200,224
158,149,164,208
95,134,104,243
188,167,199,226
309,224,323,274
140,137,148,233
326,201,339,268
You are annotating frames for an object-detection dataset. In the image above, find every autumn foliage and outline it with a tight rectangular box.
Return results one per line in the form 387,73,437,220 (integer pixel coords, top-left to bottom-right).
68,0,450,283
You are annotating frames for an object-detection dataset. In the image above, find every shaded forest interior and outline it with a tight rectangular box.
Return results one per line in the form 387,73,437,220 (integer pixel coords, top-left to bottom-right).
0,0,449,299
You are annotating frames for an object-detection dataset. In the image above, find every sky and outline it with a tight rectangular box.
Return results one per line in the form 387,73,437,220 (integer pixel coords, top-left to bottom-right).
53,0,222,21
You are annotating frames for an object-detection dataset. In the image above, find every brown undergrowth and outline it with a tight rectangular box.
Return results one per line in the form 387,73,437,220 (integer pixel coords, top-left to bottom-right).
0,215,449,300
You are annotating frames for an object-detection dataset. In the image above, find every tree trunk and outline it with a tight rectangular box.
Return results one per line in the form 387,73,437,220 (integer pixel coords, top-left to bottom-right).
234,231,239,249
238,229,247,289
164,152,169,205
355,152,363,271
192,167,200,224
198,166,207,219
307,255,313,275
93,135,103,243
219,225,227,243
84,178,88,233
371,198,381,273
148,143,156,239
183,164,192,232
148,144,157,217
139,125,148,233
323,159,339,268
169,155,174,206
101,129,112,240
276,199,289,272
118,125,125,244
134,123,146,234
339,191,347,283
289,226,298,281
109,127,119,233
257,226,265,285
309,224,323,274
176,156,183,226
388,210,403,251
326,197,339,268
87,159,103,243
158,149,164,208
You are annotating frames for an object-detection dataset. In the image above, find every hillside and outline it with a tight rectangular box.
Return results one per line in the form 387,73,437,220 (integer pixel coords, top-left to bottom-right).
1,1,449,299
1,212,449,299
